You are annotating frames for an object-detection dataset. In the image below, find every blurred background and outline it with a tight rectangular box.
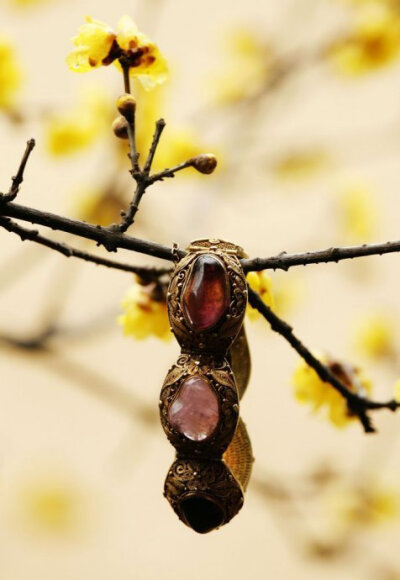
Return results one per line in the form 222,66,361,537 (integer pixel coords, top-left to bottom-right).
1,0,400,578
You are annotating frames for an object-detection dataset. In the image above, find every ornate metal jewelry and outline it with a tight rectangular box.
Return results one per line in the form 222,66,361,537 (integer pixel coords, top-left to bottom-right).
160,239,254,533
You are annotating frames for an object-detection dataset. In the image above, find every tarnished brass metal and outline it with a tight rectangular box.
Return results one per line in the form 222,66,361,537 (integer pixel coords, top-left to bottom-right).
161,239,253,533
160,354,239,457
167,239,248,355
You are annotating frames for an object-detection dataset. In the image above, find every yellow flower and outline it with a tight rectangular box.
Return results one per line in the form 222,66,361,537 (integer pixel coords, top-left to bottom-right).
246,271,275,320
18,478,83,536
328,482,399,528
273,275,305,317
210,27,272,105
292,354,372,428
354,312,395,360
272,149,329,182
337,181,379,242
67,15,168,90
0,36,23,111
118,277,171,341
330,3,400,75
71,185,126,226
394,379,400,402
46,86,110,156
9,0,48,7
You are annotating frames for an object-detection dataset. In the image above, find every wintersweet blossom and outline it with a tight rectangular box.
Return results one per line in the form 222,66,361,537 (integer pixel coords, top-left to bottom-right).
46,87,109,156
211,28,272,105
337,182,379,243
0,36,23,111
67,16,168,90
118,277,171,341
292,354,372,428
71,185,126,226
354,312,396,360
330,3,400,75
247,271,275,320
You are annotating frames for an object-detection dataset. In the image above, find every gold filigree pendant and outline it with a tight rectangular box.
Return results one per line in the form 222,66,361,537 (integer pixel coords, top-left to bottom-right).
160,239,254,533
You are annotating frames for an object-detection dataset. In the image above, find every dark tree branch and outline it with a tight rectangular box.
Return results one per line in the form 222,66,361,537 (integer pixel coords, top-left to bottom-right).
147,159,197,184
144,118,166,175
247,287,400,433
0,139,36,203
242,241,400,272
0,201,186,261
0,216,170,279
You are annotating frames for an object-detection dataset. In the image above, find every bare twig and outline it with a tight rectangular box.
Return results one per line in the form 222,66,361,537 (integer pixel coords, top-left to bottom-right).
147,159,196,184
0,216,170,279
144,118,166,175
247,287,400,433
0,200,186,261
242,240,400,272
0,139,35,203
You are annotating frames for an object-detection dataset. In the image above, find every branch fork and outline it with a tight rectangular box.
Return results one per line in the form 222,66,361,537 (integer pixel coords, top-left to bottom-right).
1,125,400,433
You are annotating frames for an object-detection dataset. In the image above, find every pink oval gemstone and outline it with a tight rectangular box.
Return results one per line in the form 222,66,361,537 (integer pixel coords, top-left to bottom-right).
182,255,229,332
168,376,219,441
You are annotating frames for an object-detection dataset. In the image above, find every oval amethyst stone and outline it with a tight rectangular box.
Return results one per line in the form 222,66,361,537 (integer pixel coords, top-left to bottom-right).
168,376,219,441
182,255,229,332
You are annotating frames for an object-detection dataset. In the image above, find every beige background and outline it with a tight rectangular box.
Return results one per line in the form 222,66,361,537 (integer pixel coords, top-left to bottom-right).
1,0,400,578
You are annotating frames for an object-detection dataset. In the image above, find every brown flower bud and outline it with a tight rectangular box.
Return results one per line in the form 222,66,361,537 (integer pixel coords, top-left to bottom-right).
192,154,218,175
116,94,136,122
112,116,129,139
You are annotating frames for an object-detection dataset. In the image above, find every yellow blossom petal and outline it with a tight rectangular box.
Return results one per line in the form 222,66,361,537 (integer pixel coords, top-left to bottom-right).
67,16,116,72
337,181,379,242
67,15,168,89
45,86,110,156
0,36,23,111
9,0,48,7
115,15,141,51
272,149,330,182
330,3,400,76
210,27,272,105
394,379,400,403
71,185,125,226
327,482,399,529
246,271,275,320
354,311,395,360
292,355,372,428
118,279,171,341
115,16,168,90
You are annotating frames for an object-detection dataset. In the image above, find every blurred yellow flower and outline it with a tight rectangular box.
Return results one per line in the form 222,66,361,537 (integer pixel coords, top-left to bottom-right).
328,482,399,528
67,15,168,90
354,311,396,360
272,149,329,182
19,478,82,536
118,277,171,341
211,27,272,105
46,86,110,156
394,378,400,402
330,3,400,75
337,182,379,242
0,36,23,111
273,275,305,317
9,0,48,6
292,354,372,427
71,184,126,226
247,271,275,320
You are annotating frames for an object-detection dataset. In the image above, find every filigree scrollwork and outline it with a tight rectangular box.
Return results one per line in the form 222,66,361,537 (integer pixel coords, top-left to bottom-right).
160,239,253,533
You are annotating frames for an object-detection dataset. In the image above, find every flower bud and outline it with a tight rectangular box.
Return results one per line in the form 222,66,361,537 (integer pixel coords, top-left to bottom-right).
192,154,218,175
116,94,136,122
112,116,129,139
